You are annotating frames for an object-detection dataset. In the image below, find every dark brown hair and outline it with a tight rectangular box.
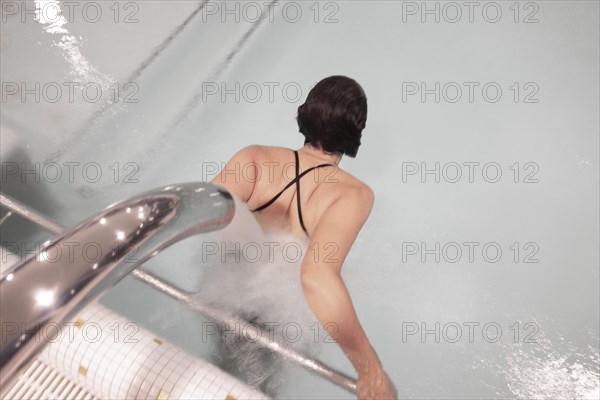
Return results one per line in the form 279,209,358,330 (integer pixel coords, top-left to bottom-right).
296,75,367,158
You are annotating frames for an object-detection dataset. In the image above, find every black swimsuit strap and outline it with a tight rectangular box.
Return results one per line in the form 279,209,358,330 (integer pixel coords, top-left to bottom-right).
251,151,333,236
295,150,307,234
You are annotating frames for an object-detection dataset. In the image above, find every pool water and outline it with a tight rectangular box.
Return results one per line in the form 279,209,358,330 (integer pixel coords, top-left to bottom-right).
1,1,598,398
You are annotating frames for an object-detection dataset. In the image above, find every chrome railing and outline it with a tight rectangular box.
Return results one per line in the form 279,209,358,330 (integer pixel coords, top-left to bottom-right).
0,184,358,396
0,193,63,235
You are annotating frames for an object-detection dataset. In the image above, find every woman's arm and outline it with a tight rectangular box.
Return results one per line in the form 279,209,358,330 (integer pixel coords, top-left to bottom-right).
300,186,396,399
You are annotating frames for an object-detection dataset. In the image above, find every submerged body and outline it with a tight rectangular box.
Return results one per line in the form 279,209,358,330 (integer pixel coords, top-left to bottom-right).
193,207,315,396
211,143,397,399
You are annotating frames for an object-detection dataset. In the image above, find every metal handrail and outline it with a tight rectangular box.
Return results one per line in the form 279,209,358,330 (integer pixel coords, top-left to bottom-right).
0,193,63,234
129,269,358,393
0,184,357,395
0,183,234,393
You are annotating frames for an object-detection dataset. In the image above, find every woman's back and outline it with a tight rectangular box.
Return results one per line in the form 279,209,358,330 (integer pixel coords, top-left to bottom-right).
223,144,370,238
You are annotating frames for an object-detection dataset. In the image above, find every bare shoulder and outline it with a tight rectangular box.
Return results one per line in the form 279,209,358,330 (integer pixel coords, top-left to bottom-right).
345,180,374,211
326,172,374,220
235,144,263,158
236,144,289,160
336,169,374,200
226,145,276,167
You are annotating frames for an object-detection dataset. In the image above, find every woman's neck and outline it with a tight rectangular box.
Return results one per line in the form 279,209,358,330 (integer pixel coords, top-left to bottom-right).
299,144,342,165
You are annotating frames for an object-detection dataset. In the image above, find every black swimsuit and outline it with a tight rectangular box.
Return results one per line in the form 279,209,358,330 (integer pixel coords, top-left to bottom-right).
251,150,334,236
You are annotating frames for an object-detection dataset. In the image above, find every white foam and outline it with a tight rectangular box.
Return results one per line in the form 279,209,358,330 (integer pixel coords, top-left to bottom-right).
193,198,319,395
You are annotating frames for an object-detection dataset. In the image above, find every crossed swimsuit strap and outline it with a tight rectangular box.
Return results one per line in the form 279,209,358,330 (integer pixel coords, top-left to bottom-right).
251,150,334,235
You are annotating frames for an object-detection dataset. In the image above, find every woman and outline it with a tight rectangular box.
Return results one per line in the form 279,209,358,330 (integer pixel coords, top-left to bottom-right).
210,75,397,399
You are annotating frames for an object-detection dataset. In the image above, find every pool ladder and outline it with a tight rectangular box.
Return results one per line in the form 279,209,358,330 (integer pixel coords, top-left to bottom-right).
0,183,357,398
